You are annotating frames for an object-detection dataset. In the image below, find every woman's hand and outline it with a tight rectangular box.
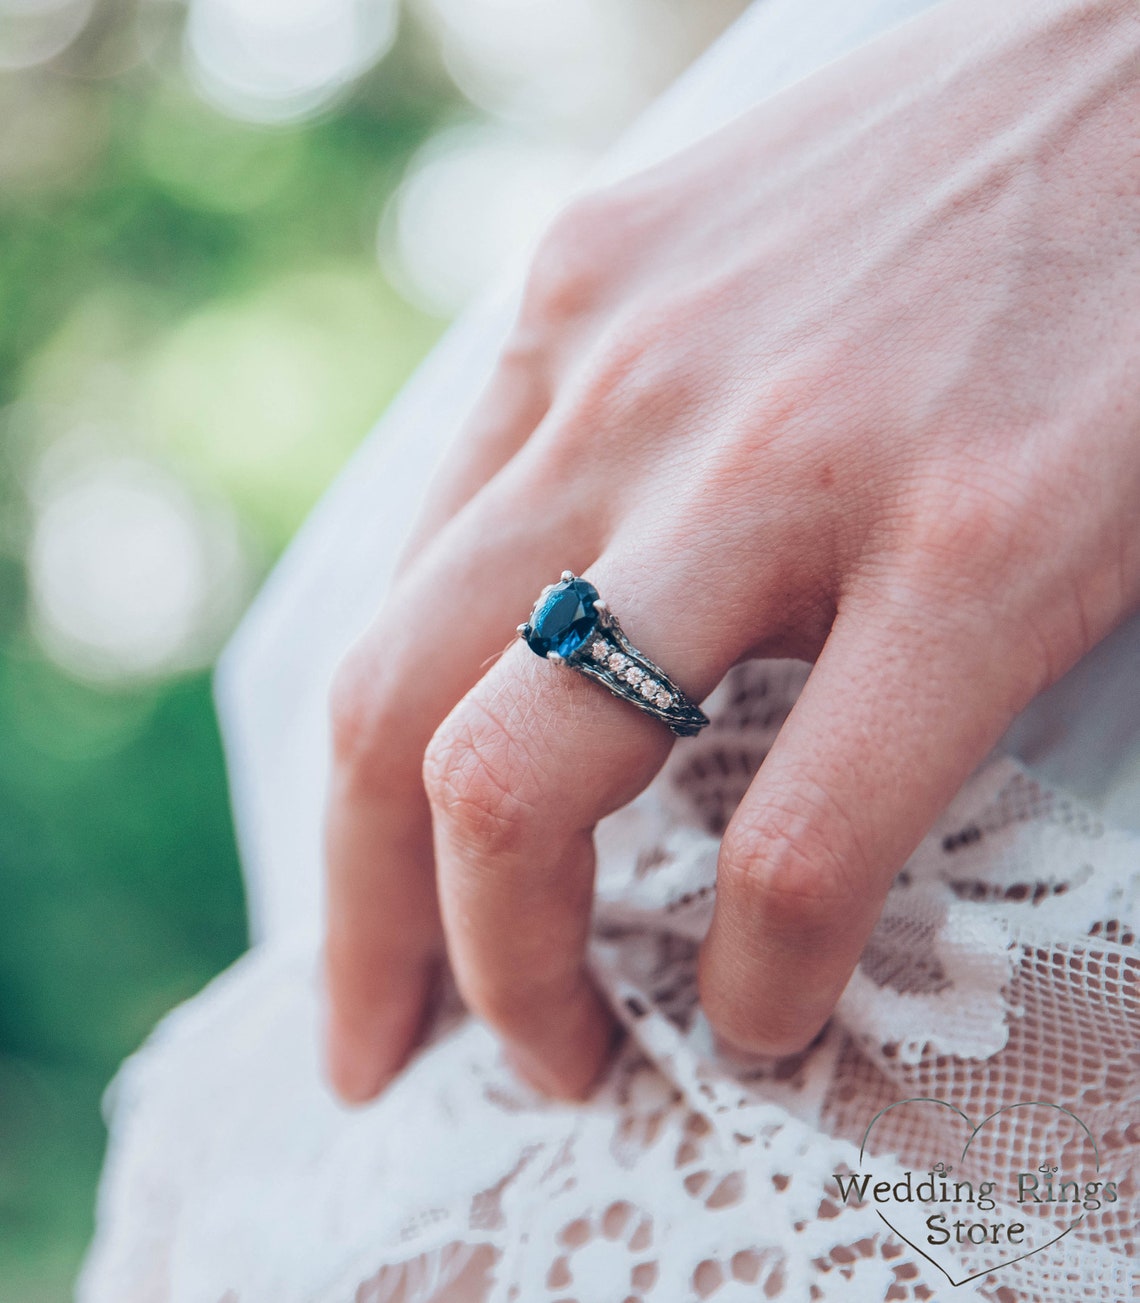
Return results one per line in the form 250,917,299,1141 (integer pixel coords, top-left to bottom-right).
322,0,1140,1102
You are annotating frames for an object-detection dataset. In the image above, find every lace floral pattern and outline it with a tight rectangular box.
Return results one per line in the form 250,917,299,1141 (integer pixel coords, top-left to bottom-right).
79,660,1139,1303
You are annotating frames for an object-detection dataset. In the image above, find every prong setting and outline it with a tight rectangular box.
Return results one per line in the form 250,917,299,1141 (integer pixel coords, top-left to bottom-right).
519,572,710,735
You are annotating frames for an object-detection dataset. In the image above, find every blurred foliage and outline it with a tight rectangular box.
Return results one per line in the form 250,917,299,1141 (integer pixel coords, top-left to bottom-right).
0,1,457,1295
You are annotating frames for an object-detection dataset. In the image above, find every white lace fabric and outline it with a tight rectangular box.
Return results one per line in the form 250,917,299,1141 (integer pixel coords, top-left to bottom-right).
77,1,1140,1298
79,661,1139,1302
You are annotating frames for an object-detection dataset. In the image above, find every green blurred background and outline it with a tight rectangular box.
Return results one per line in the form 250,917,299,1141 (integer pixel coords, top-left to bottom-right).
0,0,743,1296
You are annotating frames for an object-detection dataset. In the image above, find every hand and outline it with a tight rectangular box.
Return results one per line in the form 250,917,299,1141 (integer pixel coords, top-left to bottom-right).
321,0,1140,1102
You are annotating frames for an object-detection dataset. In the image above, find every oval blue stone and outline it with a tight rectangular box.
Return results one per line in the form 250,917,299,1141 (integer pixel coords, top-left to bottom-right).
525,578,600,659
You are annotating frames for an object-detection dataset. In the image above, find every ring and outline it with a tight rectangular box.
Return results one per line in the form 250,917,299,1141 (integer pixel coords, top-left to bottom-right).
517,572,711,737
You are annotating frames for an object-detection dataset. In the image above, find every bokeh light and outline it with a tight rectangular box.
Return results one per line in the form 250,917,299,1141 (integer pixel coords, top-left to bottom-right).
28,447,249,682
417,0,749,139
0,0,93,71
380,121,591,317
140,266,437,541
185,0,398,123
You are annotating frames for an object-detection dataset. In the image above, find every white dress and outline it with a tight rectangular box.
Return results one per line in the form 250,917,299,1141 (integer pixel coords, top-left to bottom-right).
78,1,1140,1299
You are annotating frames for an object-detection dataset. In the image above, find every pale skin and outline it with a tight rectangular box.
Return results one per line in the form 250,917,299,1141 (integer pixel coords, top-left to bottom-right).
322,0,1140,1103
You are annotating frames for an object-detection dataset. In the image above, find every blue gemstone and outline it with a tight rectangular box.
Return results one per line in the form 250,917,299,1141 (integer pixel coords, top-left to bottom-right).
524,577,600,658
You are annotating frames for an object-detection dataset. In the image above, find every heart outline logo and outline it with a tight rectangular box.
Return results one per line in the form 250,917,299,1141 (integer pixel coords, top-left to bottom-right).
856,1097,1101,1288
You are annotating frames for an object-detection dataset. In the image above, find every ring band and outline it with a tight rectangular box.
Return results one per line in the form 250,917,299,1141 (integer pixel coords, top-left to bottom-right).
517,572,711,737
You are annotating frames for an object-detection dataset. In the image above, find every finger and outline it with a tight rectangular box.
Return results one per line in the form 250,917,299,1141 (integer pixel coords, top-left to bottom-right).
698,586,1036,1058
394,343,551,573
323,466,598,1103
422,552,762,1099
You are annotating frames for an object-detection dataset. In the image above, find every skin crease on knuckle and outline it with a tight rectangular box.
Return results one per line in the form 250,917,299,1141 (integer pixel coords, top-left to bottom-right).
701,825,855,1054
891,450,1134,702
519,192,647,336
422,698,542,863
723,775,870,936
327,646,394,791
328,638,434,801
421,699,606,1046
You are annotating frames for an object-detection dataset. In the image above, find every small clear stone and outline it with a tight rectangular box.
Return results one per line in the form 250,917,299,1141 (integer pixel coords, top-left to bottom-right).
638,679,659,699
654,688,673,707
623,666,646,685
608,653,628,671
590,641,609,661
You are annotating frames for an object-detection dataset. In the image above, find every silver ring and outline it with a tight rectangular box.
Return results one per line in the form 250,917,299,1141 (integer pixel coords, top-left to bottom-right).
518,572,711,737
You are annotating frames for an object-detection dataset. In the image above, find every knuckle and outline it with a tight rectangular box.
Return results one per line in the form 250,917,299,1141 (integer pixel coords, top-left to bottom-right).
917,491,1006,572
590,307,670,395
521,189,638,327
531,307,675,470
328,647,383,773
328,639,417,794
522,204,606,324
566,318,659,427
422,703,533,857
719,788,865,942
878,474,1063,700
900,473,1044,597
